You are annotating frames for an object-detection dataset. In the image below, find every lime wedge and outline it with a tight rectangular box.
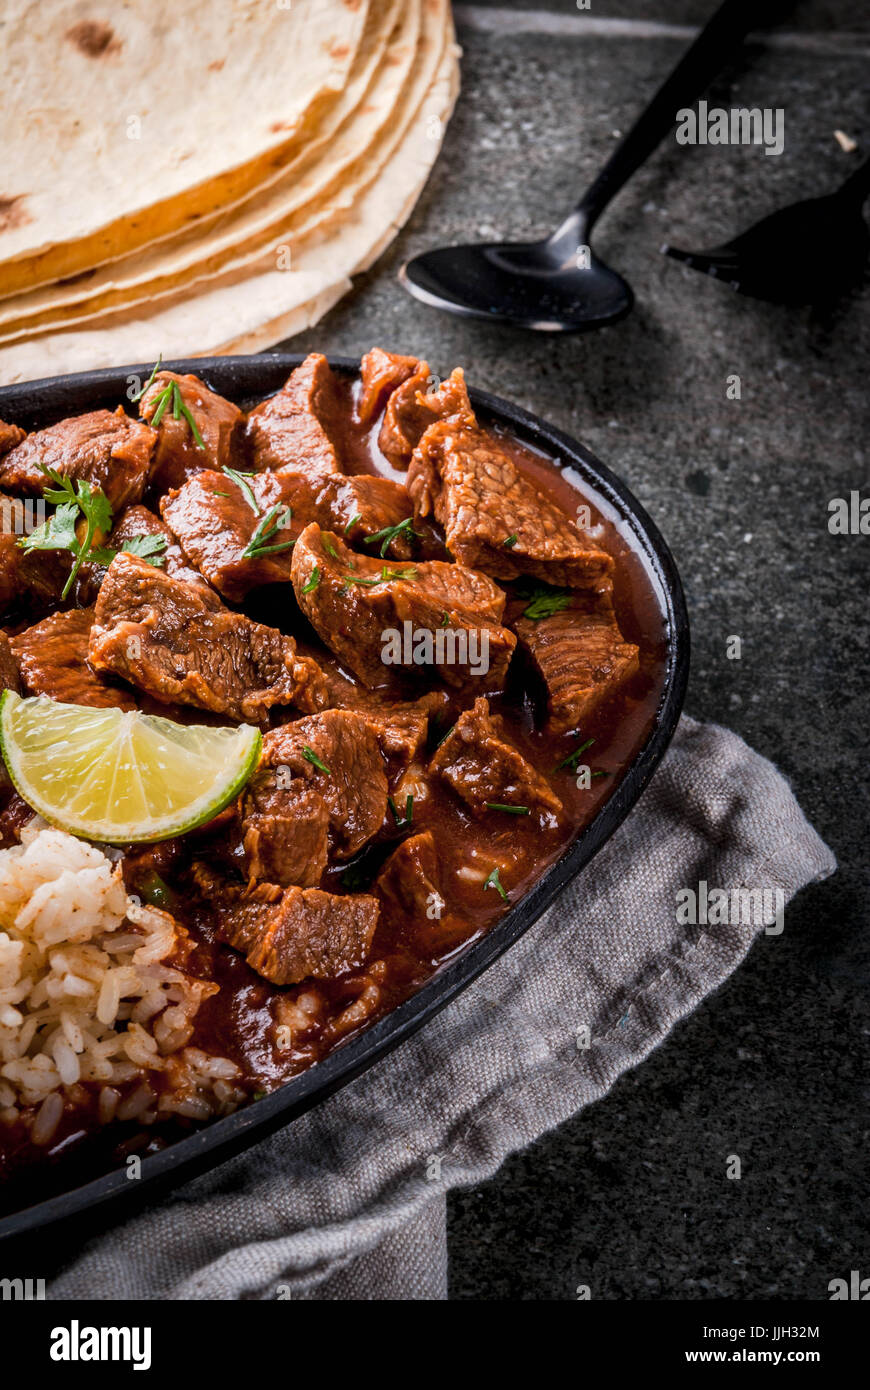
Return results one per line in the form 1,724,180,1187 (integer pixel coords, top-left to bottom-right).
0,692,262,844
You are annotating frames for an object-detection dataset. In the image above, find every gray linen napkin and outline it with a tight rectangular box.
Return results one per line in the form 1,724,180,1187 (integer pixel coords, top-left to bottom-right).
48,714,835,1301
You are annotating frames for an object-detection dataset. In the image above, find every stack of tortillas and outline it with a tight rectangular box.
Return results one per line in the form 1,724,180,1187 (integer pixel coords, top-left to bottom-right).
0,0,459,382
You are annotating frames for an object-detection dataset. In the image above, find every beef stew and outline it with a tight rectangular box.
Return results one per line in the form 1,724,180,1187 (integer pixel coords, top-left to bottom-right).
0,350,675,1204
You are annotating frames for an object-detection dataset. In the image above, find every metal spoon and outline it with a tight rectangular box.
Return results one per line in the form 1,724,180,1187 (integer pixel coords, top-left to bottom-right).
400,0,794,331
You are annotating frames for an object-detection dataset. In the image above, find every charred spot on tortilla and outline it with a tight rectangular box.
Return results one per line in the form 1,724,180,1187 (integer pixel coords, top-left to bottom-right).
65,20,121,58
0,196,31,234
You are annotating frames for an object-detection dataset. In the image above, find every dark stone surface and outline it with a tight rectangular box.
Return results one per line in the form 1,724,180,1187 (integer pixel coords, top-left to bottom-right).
284,0,869,1300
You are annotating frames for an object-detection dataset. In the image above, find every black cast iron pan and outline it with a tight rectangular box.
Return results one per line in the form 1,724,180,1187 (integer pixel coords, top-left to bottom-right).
0,356,689,1258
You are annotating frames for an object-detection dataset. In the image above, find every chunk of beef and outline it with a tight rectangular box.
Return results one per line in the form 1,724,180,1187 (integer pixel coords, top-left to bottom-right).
429,697,563,820
160,470,297,601
246,353,344,477
139,370,245,493
192,863,378,986
0,408,155,512
73,503,209,608
89,552,326,722
0,631,21,694
12,607,137,709
242,778,330,888
513,591,639,733
108,504,206,587
243,710,388,882
243,889,379,986
316,474,416,559
357,348,420,427
355,710,429,783
0,530,25,610
374,830,442,922
311,655,449,777
0,420,26,458
0,528,71,611
379,365,474,468
291,524,516,690
394,558,507,625
0,789,33,845
409,420,613,589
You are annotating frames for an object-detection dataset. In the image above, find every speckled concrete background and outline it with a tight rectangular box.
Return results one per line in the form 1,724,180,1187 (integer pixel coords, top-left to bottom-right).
283,0,869,1300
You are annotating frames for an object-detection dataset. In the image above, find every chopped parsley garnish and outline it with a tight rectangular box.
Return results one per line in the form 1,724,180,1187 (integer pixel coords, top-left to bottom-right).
388,793,414,827
130,353,163,402
341,861,372,892
135,868,177,913
483,866,508,901
363,516,421,558
222,465,259,515
484,803,530,815
149,378,206,450
302,566,320,594
381,565,417,582
241,504,293,560
520,580,572,620
554,737,594,773
503,533,518,548
440,612,450,627
340,563,418,593
344,513,362,534
16,466,167,600
302,745,331,775
119,533,169,565
342,574,379,587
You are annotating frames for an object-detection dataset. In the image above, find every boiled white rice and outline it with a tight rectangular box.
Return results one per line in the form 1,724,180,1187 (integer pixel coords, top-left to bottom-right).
0,821,244,1146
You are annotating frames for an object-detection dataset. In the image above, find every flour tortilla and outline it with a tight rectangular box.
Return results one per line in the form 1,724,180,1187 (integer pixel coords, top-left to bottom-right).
0,0,406,337
0,26,460,380
0,0,368,296
0,0,423,342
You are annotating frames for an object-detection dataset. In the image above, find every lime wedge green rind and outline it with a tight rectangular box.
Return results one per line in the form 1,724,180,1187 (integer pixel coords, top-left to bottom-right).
0,692,262,844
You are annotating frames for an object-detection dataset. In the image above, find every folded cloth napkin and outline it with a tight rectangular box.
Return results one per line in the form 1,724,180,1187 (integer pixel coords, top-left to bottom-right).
48,714,835,1301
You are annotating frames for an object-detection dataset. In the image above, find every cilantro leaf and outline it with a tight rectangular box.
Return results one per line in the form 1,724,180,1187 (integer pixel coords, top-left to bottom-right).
120,533,169,566
20,469,116,599
18,501,79,554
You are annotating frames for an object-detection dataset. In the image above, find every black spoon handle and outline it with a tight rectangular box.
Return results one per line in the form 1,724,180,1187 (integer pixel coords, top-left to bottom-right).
837,153,870,206
575,0,795,229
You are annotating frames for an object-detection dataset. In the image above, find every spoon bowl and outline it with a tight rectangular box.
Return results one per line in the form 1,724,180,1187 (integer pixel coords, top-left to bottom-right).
400,235,634,332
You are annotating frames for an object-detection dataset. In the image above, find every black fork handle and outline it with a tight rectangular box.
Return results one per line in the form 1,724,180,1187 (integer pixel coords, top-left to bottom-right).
575,0,797,230
837,153,870,206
